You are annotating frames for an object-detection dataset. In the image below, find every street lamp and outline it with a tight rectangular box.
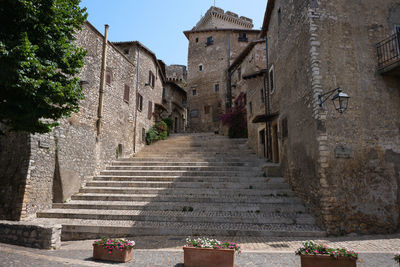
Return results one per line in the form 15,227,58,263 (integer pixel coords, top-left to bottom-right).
318,87,350,113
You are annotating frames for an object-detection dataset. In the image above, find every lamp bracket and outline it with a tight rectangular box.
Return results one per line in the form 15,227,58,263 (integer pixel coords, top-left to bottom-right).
318,87,341,107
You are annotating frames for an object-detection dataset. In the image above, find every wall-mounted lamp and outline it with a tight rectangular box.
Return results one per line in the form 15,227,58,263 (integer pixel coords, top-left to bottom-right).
318,87,350,113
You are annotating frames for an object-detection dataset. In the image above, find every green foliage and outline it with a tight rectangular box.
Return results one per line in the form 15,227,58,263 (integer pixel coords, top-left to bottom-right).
145,126,159,145
0,0,88,134
162,118,173,134
155,121,168,133
159,131,167,140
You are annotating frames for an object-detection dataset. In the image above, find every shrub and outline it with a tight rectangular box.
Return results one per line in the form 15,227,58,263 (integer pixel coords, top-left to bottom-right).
220,93,247,138
394,252,400,263
160,131,167,140
146,126,159,145
155,121,168,133
162,118,174,134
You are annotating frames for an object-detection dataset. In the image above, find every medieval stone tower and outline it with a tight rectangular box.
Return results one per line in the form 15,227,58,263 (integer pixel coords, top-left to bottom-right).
184,6,260,132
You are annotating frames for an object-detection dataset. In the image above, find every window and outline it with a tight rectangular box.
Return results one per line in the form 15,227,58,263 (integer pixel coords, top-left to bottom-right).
106,68,112,85
124,84,130,102
249,102,253,115
238,67,242,81
190,109,199,118
278,8,282,26
199,65,203,71
269,66,275,93
137,93,143,111
281,117,288,139
206,36,213,46
148,101,153,120
124,49,129,55
238,32,248,42
148,71,155,88
192,89,197,96
204,105,211,114
162,87,166,99
260,88,265,103
195,37,199,43
142,128,146,142
215,84,219,93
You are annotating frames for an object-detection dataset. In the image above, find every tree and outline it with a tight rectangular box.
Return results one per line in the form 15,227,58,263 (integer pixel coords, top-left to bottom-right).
0,0,88,134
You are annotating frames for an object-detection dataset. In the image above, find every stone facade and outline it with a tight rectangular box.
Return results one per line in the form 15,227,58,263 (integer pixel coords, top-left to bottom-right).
229,40,268,158
0,22,171,221
185,6,260,132
166,64,187,88
258,0,400,234
162,82,187,133
113,41,164,152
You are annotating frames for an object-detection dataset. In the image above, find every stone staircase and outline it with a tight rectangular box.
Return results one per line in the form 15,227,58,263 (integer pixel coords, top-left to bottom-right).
36,133,325,240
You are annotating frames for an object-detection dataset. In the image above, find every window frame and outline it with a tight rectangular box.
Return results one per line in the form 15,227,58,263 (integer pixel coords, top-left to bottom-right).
269,65,275,94
148,70,155,88
105,68,112,85
238,32,248,42
148,100,153,120
192,89,197,96
123,84,130,103
206,36,214,46
137,93,143,112
214,83,220,93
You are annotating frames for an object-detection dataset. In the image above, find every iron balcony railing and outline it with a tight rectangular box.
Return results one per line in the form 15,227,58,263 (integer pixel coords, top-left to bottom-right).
376,32,400,72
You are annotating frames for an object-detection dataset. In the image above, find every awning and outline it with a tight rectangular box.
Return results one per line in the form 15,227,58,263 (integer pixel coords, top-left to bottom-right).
251,112,279,123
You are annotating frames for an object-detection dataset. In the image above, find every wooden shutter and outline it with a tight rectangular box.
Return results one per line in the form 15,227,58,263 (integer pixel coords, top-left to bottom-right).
124,85,130,102
148,101,152,119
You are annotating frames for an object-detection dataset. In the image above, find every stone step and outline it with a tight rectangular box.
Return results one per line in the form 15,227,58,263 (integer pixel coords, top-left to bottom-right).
111,161,257,167
105,166,261,171
99,170,264,177
92,175,283,183
137,151,256,156
37,209,316,225
32,218,326,240
78,187,295,196
85,181,291,190
71,193,298,204
121,157,263,163
52,200,307,213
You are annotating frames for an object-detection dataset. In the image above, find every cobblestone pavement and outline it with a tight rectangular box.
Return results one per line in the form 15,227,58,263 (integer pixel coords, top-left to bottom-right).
1,234,400,266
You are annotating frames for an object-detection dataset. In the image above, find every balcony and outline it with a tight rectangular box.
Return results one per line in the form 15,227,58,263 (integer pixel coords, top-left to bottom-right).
376,32,400,75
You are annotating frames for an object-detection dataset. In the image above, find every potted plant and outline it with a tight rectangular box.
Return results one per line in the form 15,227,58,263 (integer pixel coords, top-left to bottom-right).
394,252,400,266
183,237,241,267
295,241,358,267
93,237,135,263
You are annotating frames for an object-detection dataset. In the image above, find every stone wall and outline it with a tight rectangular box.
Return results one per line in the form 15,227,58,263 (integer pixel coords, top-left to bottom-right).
0,128,30,220
163,82,187,133
312,0,400,234
0,220,61,250
186,30,259,132
266,0,400,234
166,64,187,88
0,22,138,220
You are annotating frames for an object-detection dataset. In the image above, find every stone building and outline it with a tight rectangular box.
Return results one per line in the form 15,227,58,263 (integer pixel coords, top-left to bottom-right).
229,39,271,159
184,6,260,132
0,22,174,221
166,64,187,88
113,41,165,152
255,0,400,234
0,22,138,220
162,81,187,133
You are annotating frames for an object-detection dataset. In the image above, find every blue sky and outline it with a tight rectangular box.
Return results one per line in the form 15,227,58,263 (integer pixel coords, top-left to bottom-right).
79,0,267,66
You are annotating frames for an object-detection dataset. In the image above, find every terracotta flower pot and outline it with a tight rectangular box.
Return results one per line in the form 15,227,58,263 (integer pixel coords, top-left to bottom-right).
93,244,133,263
300,255,357,267
183,247,235,267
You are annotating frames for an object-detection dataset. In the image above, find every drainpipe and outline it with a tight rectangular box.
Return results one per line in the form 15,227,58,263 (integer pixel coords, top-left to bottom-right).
133,44,140,153
264,37,272,161
226,32,232,110
97,24,109,136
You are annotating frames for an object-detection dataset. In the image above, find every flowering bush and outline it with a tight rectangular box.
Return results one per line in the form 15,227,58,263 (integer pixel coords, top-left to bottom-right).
295,241,358,260
394,252,400,263
219,92,247,139
185,237,241,254
93,238,135,254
